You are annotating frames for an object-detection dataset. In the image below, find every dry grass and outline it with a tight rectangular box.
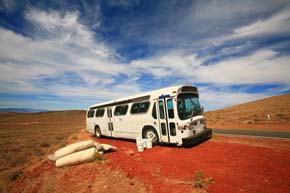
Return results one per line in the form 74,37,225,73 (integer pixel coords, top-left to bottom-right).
0,110,86,193
205,93,290,126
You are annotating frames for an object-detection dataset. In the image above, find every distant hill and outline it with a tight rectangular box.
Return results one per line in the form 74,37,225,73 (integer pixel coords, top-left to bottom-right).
205,93,290,125
0,110,86,124
0,108,46,113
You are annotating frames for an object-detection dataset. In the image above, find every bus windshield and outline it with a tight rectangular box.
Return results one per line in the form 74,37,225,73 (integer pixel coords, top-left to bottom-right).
177,93,202,120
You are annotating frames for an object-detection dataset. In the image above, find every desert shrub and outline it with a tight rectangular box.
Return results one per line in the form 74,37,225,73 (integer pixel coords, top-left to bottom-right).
55,134,65,140
276,113,285,120
59,142,66,148
71,135,78,140
40,141,50,148
31,147,45,157
10,170,23,181
193,170,214,191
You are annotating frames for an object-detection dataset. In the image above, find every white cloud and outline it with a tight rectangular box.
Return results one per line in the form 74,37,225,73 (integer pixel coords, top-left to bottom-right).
193,49,290,85
211,8,290,45
1,6,290,110
199,86,269,110
130,50,203,78
232,8,290,38
0,8,139,103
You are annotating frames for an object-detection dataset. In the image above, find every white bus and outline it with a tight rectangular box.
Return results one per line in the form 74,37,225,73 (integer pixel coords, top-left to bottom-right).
86,85,212,146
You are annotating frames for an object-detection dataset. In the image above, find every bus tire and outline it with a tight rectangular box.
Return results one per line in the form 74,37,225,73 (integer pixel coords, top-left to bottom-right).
95,126,101,138
142,126,159,145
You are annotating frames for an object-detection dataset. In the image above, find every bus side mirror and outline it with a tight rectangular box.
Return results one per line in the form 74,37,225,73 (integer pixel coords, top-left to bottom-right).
201,106,204,114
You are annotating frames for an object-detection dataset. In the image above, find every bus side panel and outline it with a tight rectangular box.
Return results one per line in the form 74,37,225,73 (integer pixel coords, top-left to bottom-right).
95,116,111,137
86,116,95,134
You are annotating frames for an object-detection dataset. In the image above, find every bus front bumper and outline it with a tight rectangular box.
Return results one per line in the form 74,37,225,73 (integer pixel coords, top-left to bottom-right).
182,128,212,146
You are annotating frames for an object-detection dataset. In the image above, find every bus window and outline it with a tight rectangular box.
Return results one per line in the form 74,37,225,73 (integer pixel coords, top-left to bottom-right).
131,102,150,114
87,110,95,118
139,102,150,113
169,122,176,136
114,105,128,116
152,102,157,119
95,109,105,117
131,103,140,114
159,101,165,119
167,99,174,119
161,123,166,135
177,93,202,120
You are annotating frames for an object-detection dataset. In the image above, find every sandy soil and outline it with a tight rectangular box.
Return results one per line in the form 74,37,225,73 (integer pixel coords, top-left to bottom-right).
205,93,290,131
9,129,290,193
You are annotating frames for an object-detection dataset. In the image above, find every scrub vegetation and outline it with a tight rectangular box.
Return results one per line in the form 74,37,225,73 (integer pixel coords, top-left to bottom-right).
205,93,290,130
0,110,86,193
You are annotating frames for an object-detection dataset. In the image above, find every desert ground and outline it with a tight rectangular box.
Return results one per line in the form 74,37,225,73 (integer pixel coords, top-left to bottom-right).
205,93,290,131
0,94,290,193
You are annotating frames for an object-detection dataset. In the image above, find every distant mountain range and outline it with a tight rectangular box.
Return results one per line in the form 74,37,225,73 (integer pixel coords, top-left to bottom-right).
0,108,47,113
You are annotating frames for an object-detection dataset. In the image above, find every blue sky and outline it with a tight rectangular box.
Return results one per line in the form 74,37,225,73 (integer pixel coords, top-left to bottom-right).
0,0,290,110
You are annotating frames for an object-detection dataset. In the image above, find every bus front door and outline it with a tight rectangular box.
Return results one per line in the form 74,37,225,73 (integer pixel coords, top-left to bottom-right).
157,98,178,144
157,99,170,143
106,108,113,137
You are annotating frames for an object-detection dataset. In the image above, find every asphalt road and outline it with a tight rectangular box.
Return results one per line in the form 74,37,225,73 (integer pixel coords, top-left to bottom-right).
212,128,290,139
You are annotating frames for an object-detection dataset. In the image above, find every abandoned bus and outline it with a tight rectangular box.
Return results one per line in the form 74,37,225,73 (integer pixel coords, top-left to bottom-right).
86,85,212,146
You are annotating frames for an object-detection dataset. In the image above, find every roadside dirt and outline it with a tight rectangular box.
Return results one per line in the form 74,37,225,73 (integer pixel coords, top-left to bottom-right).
2,110,290,193
206,123,290,131
10,129,290,193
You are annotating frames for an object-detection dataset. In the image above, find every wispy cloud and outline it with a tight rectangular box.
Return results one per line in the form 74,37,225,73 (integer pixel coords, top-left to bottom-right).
193,49,290,85
232,8,290,38
0,8,140,104
0,1,290,110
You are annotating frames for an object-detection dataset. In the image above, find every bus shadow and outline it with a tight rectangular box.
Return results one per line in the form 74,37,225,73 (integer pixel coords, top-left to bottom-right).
98,136,211,149
99,136,136,144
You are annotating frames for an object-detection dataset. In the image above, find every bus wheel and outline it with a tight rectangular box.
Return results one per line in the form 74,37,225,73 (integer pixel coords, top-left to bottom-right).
143,128,159,145
95,127,101,138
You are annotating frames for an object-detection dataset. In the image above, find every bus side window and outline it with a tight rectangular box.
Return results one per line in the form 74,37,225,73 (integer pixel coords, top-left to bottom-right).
159,101,165,119
87,110,95,118
131,103,140,114
115,105,128,116
120,105,128,115
95,109,105,117
152,102,157,119
139,101,150,113
114,106,121,116
167,99,174,119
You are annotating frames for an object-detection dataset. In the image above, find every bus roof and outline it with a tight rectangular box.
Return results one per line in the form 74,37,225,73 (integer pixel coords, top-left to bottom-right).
89,85,197,109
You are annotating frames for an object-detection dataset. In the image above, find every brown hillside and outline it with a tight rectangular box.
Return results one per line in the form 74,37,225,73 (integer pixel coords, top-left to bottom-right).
205,93,290,130
0,110,86,124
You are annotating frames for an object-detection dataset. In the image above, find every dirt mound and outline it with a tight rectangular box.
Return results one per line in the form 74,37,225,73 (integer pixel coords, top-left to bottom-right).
205,93,290,130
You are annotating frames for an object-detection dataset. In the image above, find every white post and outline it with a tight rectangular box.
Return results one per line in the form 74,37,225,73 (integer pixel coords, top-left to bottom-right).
266,113,271,130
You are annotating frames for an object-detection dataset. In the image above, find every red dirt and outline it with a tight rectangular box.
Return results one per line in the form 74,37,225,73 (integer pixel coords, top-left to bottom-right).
9,130,290,193
96,137,290,193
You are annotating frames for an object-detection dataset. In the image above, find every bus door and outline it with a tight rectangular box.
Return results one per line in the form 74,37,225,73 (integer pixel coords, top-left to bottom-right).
106,108,113,137
165,98,178,143
156,97,178,144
